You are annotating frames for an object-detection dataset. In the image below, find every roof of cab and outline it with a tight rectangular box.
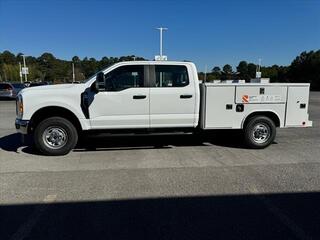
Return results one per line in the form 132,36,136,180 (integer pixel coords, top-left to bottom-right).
114,60,194,65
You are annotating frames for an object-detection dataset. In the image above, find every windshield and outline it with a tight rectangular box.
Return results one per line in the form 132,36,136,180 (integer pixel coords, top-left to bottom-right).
82,63,116,83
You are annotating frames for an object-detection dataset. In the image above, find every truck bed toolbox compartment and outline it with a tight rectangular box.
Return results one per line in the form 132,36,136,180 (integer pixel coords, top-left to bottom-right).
235,86,287,104
200,83,311,129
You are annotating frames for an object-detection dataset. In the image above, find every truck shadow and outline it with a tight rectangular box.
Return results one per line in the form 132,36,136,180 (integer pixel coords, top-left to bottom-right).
0,131,276,155
1,192,320,240
0,133,28,153
74,131,249,153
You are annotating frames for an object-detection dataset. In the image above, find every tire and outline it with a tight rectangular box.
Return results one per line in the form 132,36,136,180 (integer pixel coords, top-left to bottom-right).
34,117,78,156
244,116,276,149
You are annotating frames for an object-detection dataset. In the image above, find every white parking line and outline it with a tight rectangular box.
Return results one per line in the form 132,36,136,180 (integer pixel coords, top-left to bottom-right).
10,194,57,240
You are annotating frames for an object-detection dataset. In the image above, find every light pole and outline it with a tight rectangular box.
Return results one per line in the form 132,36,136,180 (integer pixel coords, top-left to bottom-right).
156,27,168,58
72,62,75,82
256,58,262,79
19,62,23,83
22,55,28,82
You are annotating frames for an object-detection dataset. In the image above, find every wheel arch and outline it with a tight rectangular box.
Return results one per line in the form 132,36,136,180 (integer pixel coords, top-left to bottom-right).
242,111,281,129
29,106,83,134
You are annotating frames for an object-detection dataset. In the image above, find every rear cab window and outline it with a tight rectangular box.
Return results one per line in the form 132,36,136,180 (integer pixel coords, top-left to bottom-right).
155,65,189,87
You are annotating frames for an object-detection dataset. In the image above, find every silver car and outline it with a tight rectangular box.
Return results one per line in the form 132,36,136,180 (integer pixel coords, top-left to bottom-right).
0,83,17,99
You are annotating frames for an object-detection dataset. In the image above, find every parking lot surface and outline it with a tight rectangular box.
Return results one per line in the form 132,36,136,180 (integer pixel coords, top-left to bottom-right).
1,92,320,240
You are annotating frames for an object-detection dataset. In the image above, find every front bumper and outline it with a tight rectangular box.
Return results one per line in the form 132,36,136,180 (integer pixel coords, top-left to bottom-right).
15,119,29,134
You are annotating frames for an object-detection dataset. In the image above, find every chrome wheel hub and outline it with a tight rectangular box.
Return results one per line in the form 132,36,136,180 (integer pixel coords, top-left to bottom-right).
43,127,68,149
252,123,270,144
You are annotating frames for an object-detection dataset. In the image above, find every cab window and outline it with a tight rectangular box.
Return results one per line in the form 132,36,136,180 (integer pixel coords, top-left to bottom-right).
105,65,144,91
155,65,189,87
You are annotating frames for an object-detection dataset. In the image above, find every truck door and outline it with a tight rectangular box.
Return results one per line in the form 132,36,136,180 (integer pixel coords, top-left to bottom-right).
149,65,196,128
88,65,150,129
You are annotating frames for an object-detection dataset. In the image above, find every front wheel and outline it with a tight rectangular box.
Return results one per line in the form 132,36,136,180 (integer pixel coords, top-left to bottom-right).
34,117,78,156
244,116,276,149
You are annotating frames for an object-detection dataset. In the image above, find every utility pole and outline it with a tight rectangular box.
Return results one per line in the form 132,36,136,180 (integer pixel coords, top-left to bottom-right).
156,27,168,58
72,62,75,82
22,55,28,82
19,62,23,83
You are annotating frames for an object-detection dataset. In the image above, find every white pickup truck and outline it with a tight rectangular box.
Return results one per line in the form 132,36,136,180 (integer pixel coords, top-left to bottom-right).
15,61,312,155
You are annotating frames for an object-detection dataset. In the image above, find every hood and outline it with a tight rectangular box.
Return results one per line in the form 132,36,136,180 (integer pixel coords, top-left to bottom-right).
20,83,86,95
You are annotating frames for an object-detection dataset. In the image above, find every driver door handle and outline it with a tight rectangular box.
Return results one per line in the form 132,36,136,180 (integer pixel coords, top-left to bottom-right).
133,95,147,99
180,94,193,99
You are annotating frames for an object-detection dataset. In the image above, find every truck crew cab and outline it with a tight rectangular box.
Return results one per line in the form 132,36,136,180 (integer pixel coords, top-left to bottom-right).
15,61,312,156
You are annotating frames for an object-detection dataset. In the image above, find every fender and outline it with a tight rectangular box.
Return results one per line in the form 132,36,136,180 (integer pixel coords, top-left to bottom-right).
241,110,282,128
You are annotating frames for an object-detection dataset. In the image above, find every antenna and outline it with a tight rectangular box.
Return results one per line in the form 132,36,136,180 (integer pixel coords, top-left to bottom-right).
155,27,168,61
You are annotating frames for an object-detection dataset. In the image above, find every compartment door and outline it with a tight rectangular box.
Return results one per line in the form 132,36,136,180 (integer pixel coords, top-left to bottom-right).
204,86,236,128
285,86,310,126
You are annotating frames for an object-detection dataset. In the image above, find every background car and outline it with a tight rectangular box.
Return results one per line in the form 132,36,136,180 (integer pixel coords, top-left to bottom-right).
0,83,17,99
29,81,49,87
11,83,26,94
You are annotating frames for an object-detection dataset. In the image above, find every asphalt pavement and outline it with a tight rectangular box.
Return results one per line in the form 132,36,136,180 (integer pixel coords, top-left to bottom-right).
0,92,320,240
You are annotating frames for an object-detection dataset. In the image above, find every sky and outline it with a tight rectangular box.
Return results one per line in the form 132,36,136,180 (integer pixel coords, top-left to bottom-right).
0,0,319,71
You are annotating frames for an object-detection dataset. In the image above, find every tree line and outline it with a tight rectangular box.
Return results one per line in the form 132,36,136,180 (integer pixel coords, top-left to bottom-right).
0,50,319,90
0,51,145,84
198,50,320,90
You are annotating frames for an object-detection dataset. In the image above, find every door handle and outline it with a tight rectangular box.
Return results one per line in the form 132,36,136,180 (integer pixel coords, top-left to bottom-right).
133,95,147,99
180,94,193,99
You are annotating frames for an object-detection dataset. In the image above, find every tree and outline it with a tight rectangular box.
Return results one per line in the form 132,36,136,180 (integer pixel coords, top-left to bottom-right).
211,66,221,73
0,51,146,83
237,61,250,80
210,66,221,80
288,50,320,90
1,63,19,81
37,53,57,82
222,64,233,80
223,64,232,74
247,63,256,79
0,50,16,65
0,50,319,88
72,56,81,63
38,52,56,63
16,52,24,60
99,56,110,68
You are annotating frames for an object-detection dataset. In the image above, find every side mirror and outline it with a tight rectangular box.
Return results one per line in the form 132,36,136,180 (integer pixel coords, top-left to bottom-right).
94,72,106,92
90,81,99,93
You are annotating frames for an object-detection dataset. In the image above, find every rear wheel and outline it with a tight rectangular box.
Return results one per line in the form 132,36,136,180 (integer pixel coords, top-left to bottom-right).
244,116,276,149
34,117,78,156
